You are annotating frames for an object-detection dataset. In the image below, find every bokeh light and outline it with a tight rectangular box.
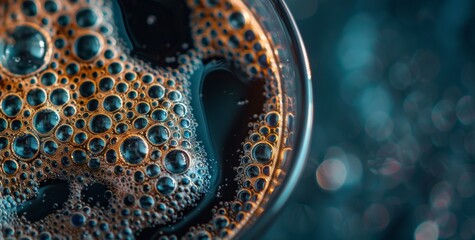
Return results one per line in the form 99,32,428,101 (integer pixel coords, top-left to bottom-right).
263,0,475,239
316,158,347,191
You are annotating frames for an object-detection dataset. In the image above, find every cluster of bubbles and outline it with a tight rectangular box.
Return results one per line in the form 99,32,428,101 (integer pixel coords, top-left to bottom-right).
0,0,208,238
0,0,290,239
183,0,295,238
189,0,279,94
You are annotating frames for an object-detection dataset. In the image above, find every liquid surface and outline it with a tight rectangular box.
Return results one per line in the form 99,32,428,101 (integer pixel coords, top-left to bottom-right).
0,0,290,239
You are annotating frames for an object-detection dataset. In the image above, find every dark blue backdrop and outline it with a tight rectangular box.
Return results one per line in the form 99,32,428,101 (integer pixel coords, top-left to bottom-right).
264,0,475,239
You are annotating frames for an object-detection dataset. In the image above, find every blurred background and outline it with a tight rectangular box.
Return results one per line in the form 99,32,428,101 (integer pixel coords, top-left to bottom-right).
264,0,475,239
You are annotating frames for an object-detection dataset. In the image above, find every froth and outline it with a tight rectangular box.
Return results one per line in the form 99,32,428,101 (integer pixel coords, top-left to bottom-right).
0,0,290,239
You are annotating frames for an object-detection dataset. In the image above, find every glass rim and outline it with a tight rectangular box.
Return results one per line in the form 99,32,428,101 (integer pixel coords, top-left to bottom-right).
236,0,313,238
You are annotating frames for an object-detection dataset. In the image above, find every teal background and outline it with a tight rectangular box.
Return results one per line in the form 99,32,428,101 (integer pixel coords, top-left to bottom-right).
264,0,475,239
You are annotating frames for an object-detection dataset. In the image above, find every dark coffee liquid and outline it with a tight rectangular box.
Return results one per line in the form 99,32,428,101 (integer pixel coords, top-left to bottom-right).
0,0,286,239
